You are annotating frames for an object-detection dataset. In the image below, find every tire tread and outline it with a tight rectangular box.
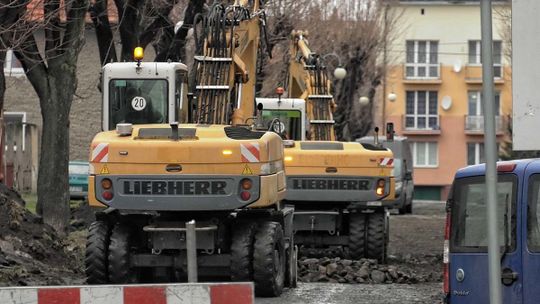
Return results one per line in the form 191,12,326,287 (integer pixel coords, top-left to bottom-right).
85,221,110,284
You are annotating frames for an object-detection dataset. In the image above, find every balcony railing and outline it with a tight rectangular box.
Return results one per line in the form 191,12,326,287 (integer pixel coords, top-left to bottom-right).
465,64,504,83
465,115,504,133
404,63,441,80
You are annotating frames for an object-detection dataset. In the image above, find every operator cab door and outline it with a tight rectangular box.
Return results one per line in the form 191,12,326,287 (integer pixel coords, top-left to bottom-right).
449,174,522,303
521,161,540,304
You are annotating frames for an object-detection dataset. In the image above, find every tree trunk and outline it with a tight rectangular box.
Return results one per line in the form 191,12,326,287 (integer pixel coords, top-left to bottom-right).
37,65,75,235
0,50,5,111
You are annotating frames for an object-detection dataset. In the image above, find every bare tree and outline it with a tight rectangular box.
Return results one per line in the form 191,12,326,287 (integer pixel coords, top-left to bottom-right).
1,0,89,234
494,1,511,63
89,0,205,66
262,0,402,140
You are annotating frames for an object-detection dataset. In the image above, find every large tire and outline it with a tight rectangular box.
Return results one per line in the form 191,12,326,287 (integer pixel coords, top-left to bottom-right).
366,212,388,263
231,222,257,281
85,221,110,284
253,222,286,297
348,212,367,259
108,224,138,283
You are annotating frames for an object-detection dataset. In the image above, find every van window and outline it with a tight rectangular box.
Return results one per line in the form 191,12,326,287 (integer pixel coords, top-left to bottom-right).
527,175,540,251
450,175,516,252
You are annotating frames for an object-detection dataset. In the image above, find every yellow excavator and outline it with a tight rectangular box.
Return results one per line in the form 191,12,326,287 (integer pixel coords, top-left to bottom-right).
84,1,296,297
257,30,395,262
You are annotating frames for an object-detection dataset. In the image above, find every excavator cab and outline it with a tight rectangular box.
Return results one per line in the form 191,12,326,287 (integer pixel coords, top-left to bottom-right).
257,97,306,140
101,60,189,131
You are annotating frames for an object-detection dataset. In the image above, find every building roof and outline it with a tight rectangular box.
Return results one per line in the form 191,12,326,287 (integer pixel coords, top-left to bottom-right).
26,0,118,23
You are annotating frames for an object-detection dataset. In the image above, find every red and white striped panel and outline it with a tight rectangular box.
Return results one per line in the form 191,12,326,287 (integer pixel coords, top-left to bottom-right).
91,143,109,163
0,283,254,304
379,157,394,166
240,143,260,163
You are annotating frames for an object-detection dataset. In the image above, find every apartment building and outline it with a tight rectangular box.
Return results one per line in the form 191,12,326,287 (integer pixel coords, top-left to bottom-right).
384,0,511,200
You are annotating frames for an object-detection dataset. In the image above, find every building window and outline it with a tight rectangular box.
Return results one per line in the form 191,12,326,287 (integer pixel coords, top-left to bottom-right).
467,143,484,165
412,142,438,167
405,91,439,130
405,40,439,78
468,40,502,78
466,91,501,131
4,112,27,151
467,142,499,166
3,50,24,77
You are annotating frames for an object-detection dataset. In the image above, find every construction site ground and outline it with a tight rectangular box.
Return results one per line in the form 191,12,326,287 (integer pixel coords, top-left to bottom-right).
0,185,445,303
258,201,445,303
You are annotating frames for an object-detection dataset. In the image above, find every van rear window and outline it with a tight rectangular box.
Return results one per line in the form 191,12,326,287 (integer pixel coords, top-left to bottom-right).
527,175,540,251
450,174,517,253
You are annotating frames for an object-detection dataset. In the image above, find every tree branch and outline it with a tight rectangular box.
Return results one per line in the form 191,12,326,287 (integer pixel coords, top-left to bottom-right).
13,30,49,102
44,0,61,59
163,0,205,62
89,0,117,64
116,0,142,61
61,0,89,57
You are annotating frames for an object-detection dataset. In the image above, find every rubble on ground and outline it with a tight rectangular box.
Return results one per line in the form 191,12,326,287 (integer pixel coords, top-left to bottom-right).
297,255,442,284
0,185,85,286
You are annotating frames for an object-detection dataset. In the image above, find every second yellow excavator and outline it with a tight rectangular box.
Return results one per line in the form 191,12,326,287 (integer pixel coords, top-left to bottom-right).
258,30,395,262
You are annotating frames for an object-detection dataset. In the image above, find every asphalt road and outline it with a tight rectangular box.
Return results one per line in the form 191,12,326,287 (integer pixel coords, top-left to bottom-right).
256,283,443,304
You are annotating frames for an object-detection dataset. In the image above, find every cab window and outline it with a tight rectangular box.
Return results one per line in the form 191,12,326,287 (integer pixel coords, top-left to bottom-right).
450,175,516,252
262,109,302,140
109,79,168,129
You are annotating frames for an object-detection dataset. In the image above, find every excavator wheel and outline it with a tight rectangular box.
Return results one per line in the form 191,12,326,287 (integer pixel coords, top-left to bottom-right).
230,222,257,281
348,212,367,260
108,223,140,283
253,221,286,297
85,221,111,284
366,212,388,264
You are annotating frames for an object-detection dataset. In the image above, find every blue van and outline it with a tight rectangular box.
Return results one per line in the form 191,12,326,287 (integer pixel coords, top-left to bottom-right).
445,159,540,303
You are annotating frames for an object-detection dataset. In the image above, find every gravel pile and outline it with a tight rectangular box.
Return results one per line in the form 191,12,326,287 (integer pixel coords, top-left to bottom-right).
298,256,442,284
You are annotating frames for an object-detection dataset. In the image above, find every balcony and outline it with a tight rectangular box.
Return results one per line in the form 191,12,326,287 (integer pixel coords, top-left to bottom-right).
464,64,504,84
402,115,441,135
403,63,442,84
464,115,505,135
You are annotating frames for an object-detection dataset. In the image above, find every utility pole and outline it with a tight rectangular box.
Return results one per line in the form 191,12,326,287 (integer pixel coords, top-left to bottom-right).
480,0,502,303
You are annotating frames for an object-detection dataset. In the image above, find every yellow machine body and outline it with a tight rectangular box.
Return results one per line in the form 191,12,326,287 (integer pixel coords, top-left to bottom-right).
88,124,285,210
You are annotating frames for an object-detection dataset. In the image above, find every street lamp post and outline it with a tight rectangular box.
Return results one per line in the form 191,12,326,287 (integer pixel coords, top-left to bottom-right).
322,52,347,80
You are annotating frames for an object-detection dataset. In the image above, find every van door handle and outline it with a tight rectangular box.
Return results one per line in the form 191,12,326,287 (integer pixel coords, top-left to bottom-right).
501,267,518,286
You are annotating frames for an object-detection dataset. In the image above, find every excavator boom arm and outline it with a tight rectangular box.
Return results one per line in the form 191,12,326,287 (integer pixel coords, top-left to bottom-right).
288,30,336,141
191,1,261,126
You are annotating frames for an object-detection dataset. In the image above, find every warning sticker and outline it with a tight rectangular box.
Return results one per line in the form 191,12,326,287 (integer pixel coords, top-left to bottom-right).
91,143,109,163
240,143,260,163
100,165,110,174
242,164,253,175
131,96,147,111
